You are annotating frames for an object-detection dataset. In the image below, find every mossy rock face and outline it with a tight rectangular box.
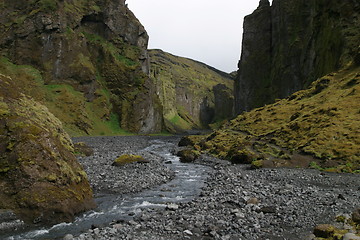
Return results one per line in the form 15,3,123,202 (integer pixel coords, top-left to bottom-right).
113,154,147,166
0,75,95,224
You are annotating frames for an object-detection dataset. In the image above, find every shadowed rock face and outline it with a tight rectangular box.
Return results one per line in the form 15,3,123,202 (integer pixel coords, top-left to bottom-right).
0,0,162,134
0,73,95,224
149,49,234,133
235,0,360,114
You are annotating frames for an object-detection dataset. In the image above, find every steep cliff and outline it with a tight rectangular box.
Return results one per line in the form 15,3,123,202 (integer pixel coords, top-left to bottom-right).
149,49,234,133
0,0,162,135
0,65,95,224
235,0,360,113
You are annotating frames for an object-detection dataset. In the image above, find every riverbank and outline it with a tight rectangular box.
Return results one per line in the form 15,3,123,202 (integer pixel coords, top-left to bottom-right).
70,136,360,240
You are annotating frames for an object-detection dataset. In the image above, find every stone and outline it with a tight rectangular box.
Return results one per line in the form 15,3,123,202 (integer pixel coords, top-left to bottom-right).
246,198,260,205
258,206,277,214
177,149,200,163
113,224,123,230
113,154,146,166
166,204,179,211
313,224,335,238
352,209,360,223
343,233,360,240
183,230,193,235
63,234,74,240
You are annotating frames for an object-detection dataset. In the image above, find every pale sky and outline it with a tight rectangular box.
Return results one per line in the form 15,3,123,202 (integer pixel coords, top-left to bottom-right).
127,0,265,73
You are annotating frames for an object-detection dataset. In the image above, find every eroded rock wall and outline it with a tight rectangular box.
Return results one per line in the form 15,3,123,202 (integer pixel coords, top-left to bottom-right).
235,0,360,113
0,0,161,134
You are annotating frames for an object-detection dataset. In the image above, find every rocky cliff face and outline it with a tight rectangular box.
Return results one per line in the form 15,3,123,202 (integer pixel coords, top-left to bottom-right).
0,0,161,134
235,0,360,113
149,49,234,133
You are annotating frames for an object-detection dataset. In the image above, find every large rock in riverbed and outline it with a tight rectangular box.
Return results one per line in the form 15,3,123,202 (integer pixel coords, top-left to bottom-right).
0,74,95,224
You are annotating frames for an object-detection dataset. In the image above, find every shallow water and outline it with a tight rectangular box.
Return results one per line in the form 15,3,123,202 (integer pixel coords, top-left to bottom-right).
3,139,210,240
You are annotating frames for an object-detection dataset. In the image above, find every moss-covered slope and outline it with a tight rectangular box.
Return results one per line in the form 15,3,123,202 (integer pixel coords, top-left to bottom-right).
0,70,95,224
0,0,162,135
188,66,360,172
235,0,360,113
150,49,234,133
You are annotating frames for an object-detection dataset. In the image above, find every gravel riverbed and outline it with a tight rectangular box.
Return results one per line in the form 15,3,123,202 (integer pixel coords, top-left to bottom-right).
67,136,360,240
74,136,176,195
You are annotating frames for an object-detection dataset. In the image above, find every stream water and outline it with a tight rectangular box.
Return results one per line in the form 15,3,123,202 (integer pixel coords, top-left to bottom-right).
3,139,210,240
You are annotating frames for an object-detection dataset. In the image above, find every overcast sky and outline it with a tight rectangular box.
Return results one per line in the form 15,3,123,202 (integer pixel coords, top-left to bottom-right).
127,0,264,73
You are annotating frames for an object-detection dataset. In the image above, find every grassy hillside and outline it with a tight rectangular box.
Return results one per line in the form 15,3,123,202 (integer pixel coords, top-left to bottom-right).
187,66,360,172
0,57,131,136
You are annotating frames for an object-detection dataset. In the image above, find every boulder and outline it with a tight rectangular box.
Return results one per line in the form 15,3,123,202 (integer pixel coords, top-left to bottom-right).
313,224,335,238
112,154,147,166
352,209,360,224
0,76,95,224
177,149,200,163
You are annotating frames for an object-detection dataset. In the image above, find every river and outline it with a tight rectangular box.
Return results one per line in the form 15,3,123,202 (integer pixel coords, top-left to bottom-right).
2,137,211,240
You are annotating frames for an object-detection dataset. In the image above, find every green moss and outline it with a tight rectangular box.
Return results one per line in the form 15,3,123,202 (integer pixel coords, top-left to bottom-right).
0,101,10,116
38,0,58,11
251,160,264,169
83,32,139,68
309,161,323,171
113,154,145,166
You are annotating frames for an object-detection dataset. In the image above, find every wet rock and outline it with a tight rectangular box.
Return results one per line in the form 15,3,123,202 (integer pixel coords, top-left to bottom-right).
178,136,196,147
177,149,199,163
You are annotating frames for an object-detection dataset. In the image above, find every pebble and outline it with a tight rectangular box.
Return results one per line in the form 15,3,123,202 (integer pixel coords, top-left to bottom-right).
343,233,360,240
183,230,193,235
63,234,74,240
166,204,179,211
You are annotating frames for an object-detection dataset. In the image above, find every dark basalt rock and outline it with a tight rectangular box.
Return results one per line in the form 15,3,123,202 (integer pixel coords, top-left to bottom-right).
235,0,360,114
